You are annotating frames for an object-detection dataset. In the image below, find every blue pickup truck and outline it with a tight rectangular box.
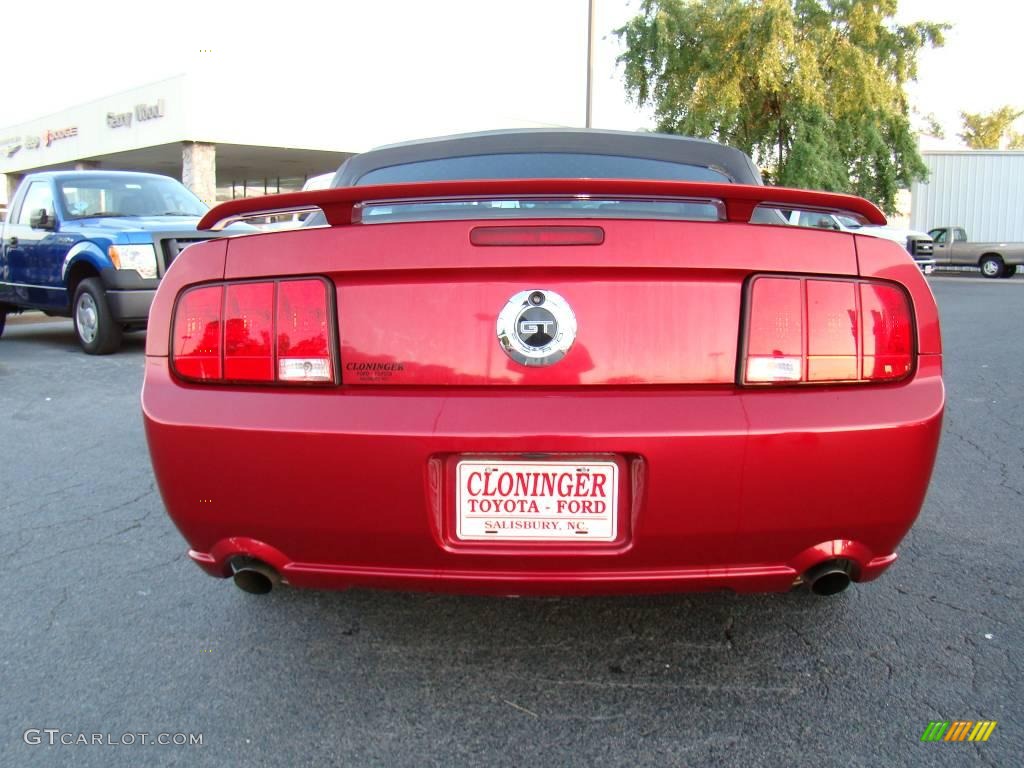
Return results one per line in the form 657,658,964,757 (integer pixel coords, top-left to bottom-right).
0,170,241,353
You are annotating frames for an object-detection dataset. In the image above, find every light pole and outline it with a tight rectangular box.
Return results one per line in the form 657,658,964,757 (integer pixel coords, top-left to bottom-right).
585,0,595,128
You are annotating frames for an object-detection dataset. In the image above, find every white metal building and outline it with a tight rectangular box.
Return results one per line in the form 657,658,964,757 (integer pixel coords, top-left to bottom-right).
910,150,1024,241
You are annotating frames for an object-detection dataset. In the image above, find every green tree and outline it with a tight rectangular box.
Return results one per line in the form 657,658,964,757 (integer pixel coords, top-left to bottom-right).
616,0,947,213
959,106,1024,149
918,112,944,140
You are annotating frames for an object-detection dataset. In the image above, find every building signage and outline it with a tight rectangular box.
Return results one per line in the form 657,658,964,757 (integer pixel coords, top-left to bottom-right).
107,99,165,129
43,127,78,146
1,136,20,158
5,128,76,155
107,111,132,128
136,99,165,121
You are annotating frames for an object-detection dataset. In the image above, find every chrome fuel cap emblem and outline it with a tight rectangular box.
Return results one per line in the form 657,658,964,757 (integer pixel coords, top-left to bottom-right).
496,289,577,366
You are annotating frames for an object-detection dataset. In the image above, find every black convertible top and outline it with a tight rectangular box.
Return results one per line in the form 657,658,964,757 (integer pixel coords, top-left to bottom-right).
333,128,763,187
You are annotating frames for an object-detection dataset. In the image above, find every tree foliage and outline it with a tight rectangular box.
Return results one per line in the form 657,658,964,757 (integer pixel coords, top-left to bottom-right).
959,106,1024,150
918,112,944,140
616,0,947,213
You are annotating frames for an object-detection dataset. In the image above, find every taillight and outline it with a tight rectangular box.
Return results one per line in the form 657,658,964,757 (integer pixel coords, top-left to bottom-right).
172,278,334,385
224,282,274,382
277,279,333,382
745,277,803,383
172,285,223,381
860,282,913,381
743,276,913,385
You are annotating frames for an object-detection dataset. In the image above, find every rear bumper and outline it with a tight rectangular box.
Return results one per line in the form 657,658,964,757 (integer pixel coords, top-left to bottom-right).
188,550,899,595
142,356,944,595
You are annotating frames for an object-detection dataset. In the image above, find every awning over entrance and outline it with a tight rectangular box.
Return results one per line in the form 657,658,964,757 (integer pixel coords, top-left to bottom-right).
5,142,354,201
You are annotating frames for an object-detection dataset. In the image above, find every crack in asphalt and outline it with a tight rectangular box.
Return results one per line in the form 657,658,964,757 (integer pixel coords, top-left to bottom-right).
44,586,69,633
124,551,185,577
1,485,157,573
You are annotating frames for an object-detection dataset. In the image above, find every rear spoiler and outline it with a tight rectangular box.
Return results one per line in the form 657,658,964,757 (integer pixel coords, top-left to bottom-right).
197,178,886,231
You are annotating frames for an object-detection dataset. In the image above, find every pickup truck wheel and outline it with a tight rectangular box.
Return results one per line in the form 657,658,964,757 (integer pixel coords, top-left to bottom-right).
980,255,1004,278
73,278,122,354
1001,264,1017,278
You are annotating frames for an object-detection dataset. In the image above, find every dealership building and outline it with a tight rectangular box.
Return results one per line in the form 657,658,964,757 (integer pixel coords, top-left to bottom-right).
0,73,561,209
0,74,368,207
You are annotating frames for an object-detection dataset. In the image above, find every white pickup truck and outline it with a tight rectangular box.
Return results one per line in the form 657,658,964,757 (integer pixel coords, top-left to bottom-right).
788,210,935,273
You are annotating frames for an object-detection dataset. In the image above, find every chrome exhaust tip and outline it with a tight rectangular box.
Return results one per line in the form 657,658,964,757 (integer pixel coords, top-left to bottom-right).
231,559,279,595
805,559,853,596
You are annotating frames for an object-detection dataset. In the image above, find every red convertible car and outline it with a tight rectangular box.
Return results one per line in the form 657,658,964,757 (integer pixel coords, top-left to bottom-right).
142,130,944,597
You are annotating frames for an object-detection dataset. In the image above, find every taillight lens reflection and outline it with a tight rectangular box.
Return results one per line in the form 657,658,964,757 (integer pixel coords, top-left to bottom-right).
172,278,334,385
224,282,275,382
172,285,223,381
744,276,913,385
745,277,803,382
860,282,913,380
807,280,858,382
277,280,332,382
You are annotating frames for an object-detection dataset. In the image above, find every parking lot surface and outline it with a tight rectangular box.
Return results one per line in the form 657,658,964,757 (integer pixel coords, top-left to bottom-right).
1,276,1020,767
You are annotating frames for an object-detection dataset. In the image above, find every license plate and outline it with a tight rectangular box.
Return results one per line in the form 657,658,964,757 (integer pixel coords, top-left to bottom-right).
455,459,618,542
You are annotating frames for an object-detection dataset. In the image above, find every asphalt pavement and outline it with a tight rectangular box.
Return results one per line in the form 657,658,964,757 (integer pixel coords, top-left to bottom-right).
0,276,1020,767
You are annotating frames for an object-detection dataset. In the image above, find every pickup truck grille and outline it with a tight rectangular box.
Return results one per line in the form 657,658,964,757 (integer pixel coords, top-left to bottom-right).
907,237,933,257
159,237,210,272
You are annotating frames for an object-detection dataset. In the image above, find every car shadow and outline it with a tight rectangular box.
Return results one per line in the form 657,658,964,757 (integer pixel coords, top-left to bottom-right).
221,585,855,696
2,320,147,353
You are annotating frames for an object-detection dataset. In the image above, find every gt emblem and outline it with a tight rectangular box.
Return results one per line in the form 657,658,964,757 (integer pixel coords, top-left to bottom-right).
496,289,577,366
519,319,555,336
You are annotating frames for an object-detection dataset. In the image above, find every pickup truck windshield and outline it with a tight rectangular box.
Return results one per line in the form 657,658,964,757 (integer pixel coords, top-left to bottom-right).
58,176,207,220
